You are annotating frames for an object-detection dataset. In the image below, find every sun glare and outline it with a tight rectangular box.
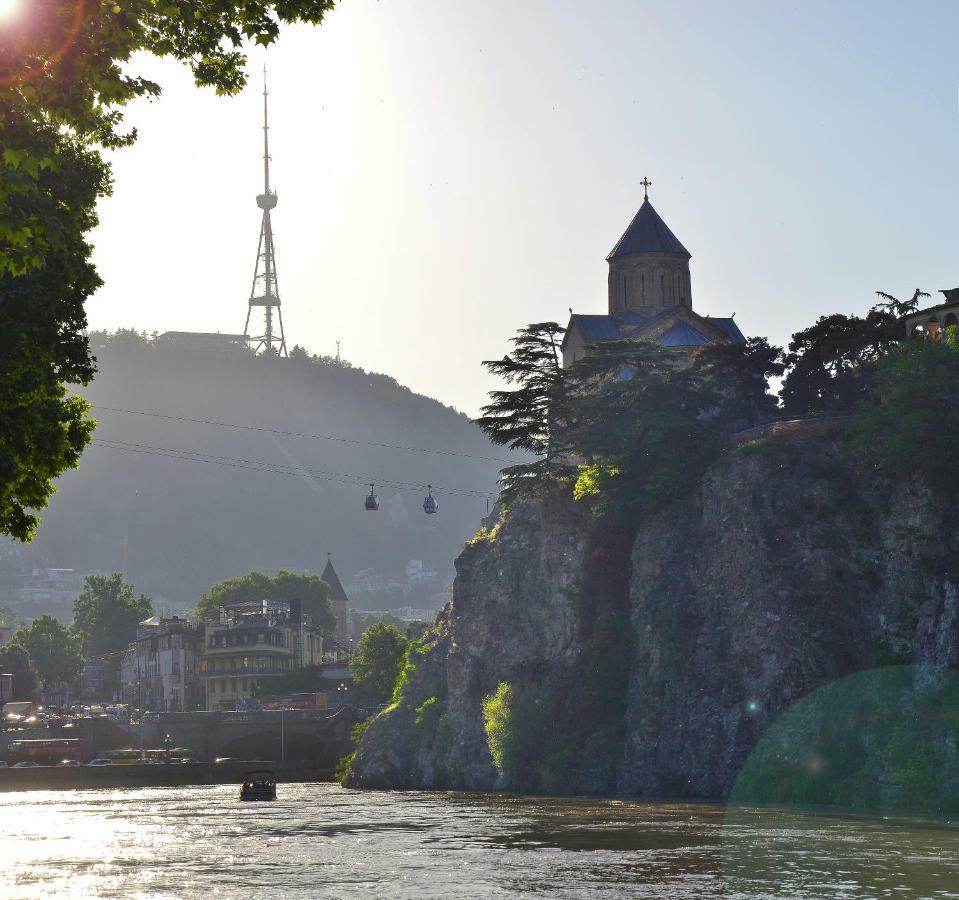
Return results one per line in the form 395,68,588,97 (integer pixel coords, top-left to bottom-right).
0,0,22,24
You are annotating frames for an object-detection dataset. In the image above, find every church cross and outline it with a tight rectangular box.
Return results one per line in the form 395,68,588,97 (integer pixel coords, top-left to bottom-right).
641,176,652,200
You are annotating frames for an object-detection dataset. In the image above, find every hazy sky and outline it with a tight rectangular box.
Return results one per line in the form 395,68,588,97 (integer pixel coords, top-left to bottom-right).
89,0,959,416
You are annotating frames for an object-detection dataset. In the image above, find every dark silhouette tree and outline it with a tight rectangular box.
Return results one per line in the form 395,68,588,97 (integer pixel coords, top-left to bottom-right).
781,309,901,416
692,336,785,430
476,322,574,496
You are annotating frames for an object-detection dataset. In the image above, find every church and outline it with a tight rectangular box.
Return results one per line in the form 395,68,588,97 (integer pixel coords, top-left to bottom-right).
561,182,745,368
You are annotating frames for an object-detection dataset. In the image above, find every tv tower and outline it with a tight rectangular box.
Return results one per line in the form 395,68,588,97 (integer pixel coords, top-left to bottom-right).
244,67,288,356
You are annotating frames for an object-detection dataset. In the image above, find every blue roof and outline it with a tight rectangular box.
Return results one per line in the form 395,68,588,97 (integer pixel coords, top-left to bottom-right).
705,317,746,343
607,199,691,260
568,314,622,341
658,321,711,347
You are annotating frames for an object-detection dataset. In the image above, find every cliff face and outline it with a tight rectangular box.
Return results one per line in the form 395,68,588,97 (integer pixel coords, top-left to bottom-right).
348,441,959,798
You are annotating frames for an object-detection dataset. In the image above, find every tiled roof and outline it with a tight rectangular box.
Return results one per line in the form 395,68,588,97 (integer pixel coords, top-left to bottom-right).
658,321,711,347
607,199,691,260
568,314,622,341
705,317,746,343
321,557,349,604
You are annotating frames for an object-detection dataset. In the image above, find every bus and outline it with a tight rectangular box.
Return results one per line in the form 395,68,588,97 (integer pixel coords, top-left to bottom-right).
7,738,82,766
104,749,143,765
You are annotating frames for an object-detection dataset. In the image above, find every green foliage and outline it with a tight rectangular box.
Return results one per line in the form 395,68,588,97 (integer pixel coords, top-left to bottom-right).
334,715,375,785
482,682,514,776
850,339,959,494
9,614,82,685
73,572,153,656
0,2,334,540
414,695,444,728
390,637,430,705
565,341,721,516
349,622,409,705
0,642,36,698
0,604,18,627
195,570,335,632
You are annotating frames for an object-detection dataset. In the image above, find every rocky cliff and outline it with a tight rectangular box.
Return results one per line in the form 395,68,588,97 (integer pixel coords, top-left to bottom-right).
347,438,959,800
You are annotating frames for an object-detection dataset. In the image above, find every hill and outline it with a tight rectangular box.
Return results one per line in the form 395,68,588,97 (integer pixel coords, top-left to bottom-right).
8,331,506,611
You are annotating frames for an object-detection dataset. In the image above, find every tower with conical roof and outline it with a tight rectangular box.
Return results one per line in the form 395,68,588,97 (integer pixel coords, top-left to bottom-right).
243,68,288,357
560,179,745,367
322,554,350,643
606,178,693,316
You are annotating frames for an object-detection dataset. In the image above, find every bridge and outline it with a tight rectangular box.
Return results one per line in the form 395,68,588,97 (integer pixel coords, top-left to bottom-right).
115,706,373,767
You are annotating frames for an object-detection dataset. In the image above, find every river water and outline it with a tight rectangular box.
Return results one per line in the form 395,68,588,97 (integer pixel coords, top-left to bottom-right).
1,783,958,898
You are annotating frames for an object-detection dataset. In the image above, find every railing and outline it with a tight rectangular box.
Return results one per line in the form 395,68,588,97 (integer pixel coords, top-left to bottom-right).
199,666,290,677
729,415,850,447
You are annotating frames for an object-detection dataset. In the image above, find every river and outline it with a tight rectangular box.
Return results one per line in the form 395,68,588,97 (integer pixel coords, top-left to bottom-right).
1,783,957,898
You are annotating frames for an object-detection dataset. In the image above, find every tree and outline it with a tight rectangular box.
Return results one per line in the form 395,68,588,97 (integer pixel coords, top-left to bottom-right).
9,615,82,685
565,340,720,515
780,309,901,416
851,339,959,494
476,322,574,496
195,570,335,633
0,642,36,698
0,2,335,540
692,336,785,429
72,572,153,656
348,623,409,705
874,288,930,318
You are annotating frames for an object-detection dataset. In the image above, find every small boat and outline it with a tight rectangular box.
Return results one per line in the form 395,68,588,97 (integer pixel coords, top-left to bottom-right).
240,770,277,801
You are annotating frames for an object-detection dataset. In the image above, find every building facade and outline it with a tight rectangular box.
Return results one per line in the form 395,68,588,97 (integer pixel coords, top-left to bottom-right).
121,616,203,712
199,601,324,711
902,288,959,342
562,189,745,368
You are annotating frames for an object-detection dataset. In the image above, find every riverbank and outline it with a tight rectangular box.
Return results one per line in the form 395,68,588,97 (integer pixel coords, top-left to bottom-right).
0,761,331,792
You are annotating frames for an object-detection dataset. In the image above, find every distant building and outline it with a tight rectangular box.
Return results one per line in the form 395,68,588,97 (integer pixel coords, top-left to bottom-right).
0,625,12,647
561,185,745,368
405,559,438,585
154,331,251,358
322,555,350,644
0,673,12,702
199,600,324,711
121,616,203,712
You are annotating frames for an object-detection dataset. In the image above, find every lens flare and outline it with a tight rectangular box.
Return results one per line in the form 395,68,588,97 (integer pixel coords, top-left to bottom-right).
0,0,23,25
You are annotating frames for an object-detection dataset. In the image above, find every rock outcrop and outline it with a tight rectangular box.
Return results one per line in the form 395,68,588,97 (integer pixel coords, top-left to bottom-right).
348,439,959,798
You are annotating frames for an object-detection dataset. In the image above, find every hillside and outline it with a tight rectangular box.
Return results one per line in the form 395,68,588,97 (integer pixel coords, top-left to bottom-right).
11,331,506,610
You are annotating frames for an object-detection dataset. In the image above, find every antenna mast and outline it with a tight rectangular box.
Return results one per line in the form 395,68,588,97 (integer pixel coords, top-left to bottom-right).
244,67,288,356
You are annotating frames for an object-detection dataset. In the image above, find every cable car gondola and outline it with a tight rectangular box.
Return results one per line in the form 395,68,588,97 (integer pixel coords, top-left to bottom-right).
365,483,379,511
423,485,437,515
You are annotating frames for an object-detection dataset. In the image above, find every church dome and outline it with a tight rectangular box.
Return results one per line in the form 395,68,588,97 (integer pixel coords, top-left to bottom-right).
607,198,691,260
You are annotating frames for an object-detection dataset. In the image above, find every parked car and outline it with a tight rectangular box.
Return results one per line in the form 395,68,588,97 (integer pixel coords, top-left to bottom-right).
13,761,39,768
86,758,113,766
0,761,8,768
58,759,80,767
